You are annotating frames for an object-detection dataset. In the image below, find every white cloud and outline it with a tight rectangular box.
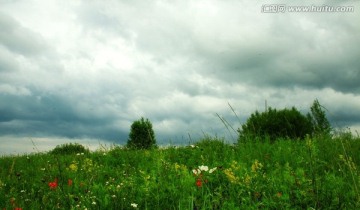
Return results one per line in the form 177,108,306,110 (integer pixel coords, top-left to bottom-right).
0,84,31,96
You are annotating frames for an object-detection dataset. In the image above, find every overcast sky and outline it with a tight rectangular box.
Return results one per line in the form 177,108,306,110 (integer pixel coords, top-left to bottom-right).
1,0,360,155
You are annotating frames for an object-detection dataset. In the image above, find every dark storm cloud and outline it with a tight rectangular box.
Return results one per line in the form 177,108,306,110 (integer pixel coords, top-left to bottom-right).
198,11,360,94
0,91,128,142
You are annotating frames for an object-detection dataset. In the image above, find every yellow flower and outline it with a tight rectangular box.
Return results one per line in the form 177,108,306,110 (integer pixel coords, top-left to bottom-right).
174,163,181,171
244,174,251,186
82,158,96,172
69,163,78,171
251,159,263,173
224,168,239,184
230,161,240,171
175,163,187,172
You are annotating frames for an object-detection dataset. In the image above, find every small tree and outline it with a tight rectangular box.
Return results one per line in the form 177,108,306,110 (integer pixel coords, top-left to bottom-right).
127,117,157,149
307,99,331,137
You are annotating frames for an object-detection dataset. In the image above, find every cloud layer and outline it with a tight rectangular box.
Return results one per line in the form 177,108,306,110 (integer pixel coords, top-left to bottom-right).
1,0,360,154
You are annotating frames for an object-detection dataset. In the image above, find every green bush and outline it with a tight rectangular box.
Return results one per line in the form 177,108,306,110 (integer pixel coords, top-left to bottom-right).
238,100,332,143
127,117,157,149
238,107,313,142
49,143,89,155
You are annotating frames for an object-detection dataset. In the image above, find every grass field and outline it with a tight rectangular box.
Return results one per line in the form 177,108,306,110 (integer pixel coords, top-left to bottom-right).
1,135,359,209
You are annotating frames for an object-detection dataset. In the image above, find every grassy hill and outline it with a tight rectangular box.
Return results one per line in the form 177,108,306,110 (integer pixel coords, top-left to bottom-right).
1,135,359,209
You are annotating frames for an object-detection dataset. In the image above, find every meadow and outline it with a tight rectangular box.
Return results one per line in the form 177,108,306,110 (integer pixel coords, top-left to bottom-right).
0,135,359,209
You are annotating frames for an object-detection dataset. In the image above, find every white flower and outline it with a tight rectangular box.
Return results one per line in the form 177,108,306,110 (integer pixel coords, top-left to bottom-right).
131,203,138,208
192,169,201,175
92,201,96,205
198,165,208,172
209,167,217,173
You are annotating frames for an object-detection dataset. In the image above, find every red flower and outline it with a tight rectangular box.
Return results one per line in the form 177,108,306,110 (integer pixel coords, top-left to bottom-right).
68,179,73,186
48,178,58,189
49,181,58,189
196,178,202,187
14,208,23,210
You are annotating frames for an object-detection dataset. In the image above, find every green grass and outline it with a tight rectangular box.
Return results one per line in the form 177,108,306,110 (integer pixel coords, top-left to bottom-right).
1,136,359,209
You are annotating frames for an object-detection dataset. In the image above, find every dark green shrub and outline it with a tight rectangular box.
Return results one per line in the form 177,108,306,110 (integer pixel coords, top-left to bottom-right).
127,117,157,149
238,107,313,142
49,143,89,155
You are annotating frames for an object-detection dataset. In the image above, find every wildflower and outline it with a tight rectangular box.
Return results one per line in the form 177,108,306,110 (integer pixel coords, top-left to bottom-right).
49,181,58,189
14,208,22,210
196,178,202,187
48,178,58,189
69,163,78,171
192,169,201,176
92,201,96,205
174,163,180,170
244,174,251,185
68,179,73,186
251,159,263,173
131,203,138,208
224,169,239,184
209,167,217,173
198,165,208,172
